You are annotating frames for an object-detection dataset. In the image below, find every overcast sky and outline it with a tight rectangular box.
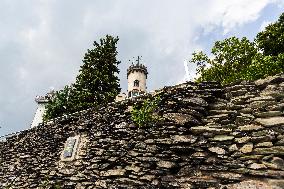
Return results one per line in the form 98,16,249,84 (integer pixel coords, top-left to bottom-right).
0,0,283,136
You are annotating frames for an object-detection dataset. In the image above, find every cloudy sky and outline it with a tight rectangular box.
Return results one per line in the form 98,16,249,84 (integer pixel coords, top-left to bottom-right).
0,0,283,136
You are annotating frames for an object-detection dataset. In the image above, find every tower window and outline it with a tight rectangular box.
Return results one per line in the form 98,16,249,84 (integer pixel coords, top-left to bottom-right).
134,80,139,87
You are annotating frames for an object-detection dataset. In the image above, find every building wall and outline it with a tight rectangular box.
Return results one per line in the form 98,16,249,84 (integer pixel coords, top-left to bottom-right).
127,71,147,94
30,103,46,128
1,74,284,188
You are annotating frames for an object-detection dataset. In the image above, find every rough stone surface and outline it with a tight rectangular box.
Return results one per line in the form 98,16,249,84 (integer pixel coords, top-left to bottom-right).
0,75,284,188
255,117,284,127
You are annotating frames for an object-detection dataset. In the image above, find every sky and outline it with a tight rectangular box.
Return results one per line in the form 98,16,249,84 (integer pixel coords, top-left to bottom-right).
0,0,283,136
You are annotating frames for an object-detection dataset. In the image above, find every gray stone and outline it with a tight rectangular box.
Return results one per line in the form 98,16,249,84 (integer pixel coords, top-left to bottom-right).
209,147,226,155
235,137,251,144
157,161,176,169
254,147,284,155
248,163,267,170
237,124,263,131
171,135,197,143
255,117,284,127
255,74,284,86
254,111,283,118
255,142,273,147
191,126,231,134
163,113,199,125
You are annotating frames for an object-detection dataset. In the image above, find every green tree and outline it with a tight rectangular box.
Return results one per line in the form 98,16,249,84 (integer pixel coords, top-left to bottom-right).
44,35,121,120
44,85,76,120
75,35,121,110
255,13,284,56
190,37,258,84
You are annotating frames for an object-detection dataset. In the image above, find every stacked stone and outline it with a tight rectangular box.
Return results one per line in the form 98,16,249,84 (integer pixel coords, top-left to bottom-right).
0,74,284,189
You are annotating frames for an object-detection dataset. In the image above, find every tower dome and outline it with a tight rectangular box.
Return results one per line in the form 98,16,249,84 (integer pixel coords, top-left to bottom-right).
127,56,148,98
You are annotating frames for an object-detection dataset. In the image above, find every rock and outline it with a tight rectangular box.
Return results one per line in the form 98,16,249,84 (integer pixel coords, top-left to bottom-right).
255,117,284,127
248,163,267,170
254,111,283,118
190,126,231,134
95,180,107,188
270,157,284,170
248,101,277,109
211,135,234,141
237,124,263,131
223,180,271,189
182,97,208,107
239,155,263,161
209,147,226,155
102,169,126,176
171,135,197,143
255,142,273,147
229,144,238,152
140,175,155,181
191,152,208,158
254,146,284,155
125,165,141,172
239,143,253,154
267,179,284,189
255,74,284,86
247,96,275,102
157,161,176,169
163,113,199,125
235,137,251,144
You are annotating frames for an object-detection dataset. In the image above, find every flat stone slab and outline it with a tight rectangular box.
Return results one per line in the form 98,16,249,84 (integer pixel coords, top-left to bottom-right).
237,124,263,131
212,135,234,141
254,146,284,155
191,126,231,134
209,147,226,155
255,117,284,127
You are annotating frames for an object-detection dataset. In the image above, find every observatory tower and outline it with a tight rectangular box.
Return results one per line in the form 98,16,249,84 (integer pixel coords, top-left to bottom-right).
127,56,148,98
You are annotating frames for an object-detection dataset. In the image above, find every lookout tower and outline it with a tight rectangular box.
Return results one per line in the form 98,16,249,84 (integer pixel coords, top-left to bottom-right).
31,91,54,128
127,56,148,98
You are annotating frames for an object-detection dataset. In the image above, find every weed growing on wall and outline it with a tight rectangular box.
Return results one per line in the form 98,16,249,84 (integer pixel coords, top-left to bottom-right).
131,96,161,127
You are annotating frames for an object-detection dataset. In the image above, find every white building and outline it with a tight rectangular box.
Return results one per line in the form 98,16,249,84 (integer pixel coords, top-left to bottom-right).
127,56,148,98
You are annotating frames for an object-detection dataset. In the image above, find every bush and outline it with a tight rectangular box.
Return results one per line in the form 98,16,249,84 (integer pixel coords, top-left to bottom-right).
131,96,161,127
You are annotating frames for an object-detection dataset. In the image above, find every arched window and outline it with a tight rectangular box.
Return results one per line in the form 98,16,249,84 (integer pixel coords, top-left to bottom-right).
134,80,139,87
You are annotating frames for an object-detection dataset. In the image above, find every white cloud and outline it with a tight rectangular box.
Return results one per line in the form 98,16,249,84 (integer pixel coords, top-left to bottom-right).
197,0,274,34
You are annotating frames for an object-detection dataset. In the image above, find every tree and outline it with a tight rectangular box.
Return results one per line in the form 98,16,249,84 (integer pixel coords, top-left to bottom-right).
255,13,284,56
44,35,121,120
75,35,121,110
190,12,284,84
44,85,76,120
190,37,258,84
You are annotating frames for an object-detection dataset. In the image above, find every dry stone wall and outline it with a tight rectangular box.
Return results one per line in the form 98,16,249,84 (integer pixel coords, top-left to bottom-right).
1,74,284,189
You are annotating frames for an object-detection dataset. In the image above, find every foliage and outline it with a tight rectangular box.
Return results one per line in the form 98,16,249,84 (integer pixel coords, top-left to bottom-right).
242,54,284,81
39,177,62,189
131,96,161,127
44,85,77,120
44,35,120,120
255,13,284,56
74,35,121,110
190,12,284,84
190,37,257,84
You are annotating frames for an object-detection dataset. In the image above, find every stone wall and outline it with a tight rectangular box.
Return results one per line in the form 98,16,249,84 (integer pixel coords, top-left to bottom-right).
1,74,284,189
